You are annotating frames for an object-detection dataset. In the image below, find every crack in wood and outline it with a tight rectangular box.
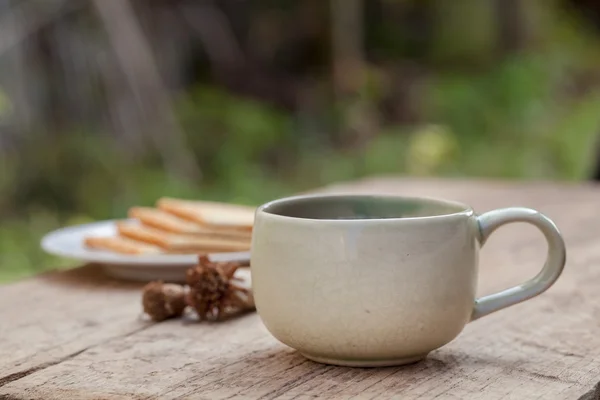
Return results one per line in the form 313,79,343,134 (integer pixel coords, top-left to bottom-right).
0,323,153,389
0,348,87,388
515,338,584,359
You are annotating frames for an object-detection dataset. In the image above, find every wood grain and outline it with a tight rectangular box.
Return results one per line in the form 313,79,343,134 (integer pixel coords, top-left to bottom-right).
0,266,148,383
2,177,600,399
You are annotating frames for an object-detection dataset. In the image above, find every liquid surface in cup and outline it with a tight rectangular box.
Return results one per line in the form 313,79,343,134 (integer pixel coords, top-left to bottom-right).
263,196,465,220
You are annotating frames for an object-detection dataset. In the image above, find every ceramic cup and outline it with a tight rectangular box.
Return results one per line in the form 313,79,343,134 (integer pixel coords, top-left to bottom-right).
250,194,566,367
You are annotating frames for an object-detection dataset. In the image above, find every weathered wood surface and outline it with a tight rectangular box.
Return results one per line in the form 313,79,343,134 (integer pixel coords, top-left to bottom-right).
2,177,600,399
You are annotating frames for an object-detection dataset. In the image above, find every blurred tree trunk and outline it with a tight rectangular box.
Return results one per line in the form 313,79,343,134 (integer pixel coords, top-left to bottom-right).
0,0,35,134
93,0,201,181
0,0,84,134
331,0,364,98
331,0,383,151
495,0,534,55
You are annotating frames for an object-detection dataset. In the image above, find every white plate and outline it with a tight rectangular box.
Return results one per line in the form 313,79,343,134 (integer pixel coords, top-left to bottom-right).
41,220,251,282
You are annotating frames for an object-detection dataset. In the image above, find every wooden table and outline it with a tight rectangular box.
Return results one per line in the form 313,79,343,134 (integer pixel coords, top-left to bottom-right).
2,177,600,400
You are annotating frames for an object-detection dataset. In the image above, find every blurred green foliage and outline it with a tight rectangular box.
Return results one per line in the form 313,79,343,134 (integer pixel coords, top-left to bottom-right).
2,1,600,282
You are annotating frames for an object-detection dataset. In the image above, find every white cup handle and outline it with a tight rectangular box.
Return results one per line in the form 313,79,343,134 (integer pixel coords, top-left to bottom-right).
471,208,566,321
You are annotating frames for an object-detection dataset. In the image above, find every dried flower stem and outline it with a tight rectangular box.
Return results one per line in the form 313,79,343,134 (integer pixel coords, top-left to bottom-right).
142,281,187,322
141,255,253,322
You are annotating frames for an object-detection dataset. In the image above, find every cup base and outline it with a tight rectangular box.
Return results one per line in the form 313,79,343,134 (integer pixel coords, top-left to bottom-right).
300,352,428,368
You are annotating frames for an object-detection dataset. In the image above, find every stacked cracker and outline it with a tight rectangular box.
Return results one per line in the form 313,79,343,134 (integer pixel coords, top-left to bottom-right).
84,198,255,255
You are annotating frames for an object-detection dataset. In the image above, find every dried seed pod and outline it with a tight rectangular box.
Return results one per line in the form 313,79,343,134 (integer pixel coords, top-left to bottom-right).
142,281,187,322
186,255,253,320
